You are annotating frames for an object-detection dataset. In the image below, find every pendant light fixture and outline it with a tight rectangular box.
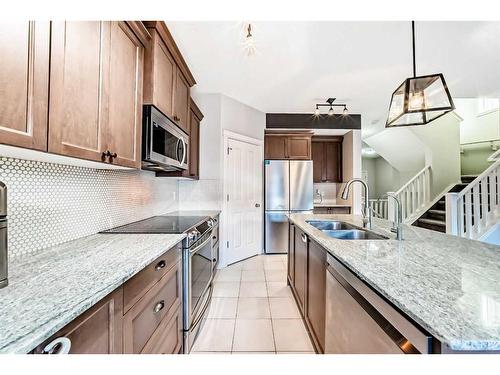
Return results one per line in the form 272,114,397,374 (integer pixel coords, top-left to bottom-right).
386,21,455,127
243,23,257,56
314,98,349,117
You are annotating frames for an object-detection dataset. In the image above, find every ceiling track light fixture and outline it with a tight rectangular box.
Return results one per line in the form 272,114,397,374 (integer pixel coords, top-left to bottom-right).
314,98,349,117
385,21,455,128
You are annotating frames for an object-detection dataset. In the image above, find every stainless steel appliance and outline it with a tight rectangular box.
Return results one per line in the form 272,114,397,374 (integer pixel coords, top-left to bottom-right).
0,181,7,289
264,160,313,254
325,254,432,354
102,212,219,353
209,216,219,270
142,105,189,172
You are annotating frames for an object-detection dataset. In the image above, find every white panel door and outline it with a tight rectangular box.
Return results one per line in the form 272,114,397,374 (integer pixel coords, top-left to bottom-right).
225,137,263,265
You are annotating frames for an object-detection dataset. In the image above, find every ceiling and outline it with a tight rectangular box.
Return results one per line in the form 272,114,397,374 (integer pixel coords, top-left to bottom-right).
168,21,500,137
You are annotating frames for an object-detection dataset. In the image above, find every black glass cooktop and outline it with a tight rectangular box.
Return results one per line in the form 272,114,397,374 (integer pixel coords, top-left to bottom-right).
102,215,209,234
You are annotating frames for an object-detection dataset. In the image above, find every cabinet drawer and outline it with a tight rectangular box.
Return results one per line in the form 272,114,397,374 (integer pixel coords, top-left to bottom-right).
141,310,182,354
123,243,181,312
123,262,181,354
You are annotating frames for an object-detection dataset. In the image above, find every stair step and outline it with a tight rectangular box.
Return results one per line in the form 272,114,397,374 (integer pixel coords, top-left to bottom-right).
418,218,446,227
428,209,446,219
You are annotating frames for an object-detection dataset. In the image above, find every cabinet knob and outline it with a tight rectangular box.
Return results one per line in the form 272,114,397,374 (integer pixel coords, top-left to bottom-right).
153,300,165,314
173,115,180,122
42,337,71,354
155,260,166,271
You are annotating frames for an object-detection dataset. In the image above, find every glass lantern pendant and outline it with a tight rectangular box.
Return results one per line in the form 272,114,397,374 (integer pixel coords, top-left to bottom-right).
386,21,455,127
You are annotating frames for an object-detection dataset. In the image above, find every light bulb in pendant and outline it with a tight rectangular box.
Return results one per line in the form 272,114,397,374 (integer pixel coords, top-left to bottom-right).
243,23,256,56
409,91,425,110
314,108,320,116
343,106,348,116
328,107,334,116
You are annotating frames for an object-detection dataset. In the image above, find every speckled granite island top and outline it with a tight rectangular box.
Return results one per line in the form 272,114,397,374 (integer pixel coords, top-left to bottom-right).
0,233,185,354
288,213,500,352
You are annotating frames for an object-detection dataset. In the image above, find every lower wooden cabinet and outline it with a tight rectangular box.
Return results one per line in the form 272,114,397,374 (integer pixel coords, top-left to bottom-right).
33,243,182,355
313,206,351,214
288,224,327,353
123,260,182,354
287,223,295,285
34,288,124,354
293,226,308,316
307,240,327,352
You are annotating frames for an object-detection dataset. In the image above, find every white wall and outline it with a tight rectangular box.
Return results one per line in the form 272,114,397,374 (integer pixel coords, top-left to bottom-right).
220,95,266,140
339,130,362,215
179,94,222,211
455,98,500,144
412,112,462,196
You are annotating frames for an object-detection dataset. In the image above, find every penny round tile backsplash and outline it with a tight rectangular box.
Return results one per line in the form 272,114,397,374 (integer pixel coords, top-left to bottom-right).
0,157,179,258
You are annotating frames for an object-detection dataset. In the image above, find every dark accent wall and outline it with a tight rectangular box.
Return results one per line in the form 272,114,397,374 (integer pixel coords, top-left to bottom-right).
266,113,361,130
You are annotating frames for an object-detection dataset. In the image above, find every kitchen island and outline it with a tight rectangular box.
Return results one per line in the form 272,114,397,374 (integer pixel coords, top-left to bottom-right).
287,213,500,353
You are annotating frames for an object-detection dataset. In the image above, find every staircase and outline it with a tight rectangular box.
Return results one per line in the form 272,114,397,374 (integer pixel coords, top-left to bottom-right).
412,176,477,233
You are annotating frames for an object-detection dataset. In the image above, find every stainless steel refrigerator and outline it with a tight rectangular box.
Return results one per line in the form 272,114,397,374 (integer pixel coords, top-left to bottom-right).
264,160,313,254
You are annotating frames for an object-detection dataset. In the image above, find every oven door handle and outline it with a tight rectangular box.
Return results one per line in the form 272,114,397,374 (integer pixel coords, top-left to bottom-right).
189,235,212,255
189,282,213,331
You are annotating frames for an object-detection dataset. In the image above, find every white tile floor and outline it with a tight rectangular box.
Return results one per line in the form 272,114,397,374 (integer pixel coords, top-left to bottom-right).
191,254,315,354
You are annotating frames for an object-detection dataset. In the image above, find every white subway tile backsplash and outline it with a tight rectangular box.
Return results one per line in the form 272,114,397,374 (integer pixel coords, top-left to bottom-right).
0,157,179,258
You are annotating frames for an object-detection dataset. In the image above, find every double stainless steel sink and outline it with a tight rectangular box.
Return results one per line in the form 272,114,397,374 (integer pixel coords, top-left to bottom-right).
306,220,389,240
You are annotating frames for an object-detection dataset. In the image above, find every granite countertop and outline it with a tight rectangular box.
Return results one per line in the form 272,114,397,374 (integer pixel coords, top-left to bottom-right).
0,233,185,354
313,199,351,207
288,213,500,352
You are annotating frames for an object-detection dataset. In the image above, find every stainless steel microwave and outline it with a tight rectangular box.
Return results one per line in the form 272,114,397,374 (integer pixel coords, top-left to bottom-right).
142,105,189,172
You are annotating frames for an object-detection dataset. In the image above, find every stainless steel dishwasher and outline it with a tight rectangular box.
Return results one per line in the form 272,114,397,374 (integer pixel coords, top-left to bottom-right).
325,254,433,354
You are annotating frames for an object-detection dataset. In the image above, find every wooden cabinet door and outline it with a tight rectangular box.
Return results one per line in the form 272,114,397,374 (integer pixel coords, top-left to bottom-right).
48,21,109,162
144,32,175,119
307,240,327,353
287,136,311,159
288,222,295,284
123,261,181,354
105,21,143,168
34,288,123,354
188,110,200,178
311,141,324,182
0,21,50,151
264,135,287,159
294,227,308,315
173,68,190,134
324,141,342,182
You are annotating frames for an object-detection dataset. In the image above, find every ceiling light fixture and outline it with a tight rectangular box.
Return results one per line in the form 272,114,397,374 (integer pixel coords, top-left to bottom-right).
243,23,257,56
386,21,455,128
314,98,349,117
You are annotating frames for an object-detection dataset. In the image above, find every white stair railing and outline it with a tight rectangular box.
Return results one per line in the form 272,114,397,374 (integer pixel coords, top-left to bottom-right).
391,165,432,222
368,199,388,219
446,150,500,239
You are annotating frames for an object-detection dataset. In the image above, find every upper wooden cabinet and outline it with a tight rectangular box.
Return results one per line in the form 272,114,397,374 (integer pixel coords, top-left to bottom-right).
48,21,149,168
311,136,343,182
264,132,312,160
0,21,50,151
143,21,196,135
106,22,145,168
187,99,203,179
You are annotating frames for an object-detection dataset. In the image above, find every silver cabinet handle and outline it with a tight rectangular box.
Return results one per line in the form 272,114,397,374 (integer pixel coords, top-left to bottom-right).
42,337,71,354
301,233,308,243
255,203,261,207
153,300,165,314
155,260,166,271
180,137,187,166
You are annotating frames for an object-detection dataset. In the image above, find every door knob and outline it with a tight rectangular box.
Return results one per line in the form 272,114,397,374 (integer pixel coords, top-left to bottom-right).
255,203,261,208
